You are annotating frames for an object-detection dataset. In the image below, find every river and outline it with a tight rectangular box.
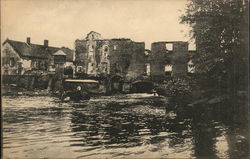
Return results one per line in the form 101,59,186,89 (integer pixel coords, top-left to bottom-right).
2,94,248,158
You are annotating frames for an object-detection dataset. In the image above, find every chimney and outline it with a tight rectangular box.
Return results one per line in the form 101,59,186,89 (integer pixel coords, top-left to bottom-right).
44,40,49,47
27,37,31,45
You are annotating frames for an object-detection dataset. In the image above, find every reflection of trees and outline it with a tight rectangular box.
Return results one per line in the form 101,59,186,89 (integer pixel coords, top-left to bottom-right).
191,105,249,159
70,108,195,150
226,126,249,158
190,118,218,159
133,114,192,148
70,109,144,148
167,118,191,147
103,115,141,147
70,105,238,158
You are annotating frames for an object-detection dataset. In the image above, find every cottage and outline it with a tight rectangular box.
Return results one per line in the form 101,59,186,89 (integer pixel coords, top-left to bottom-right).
1,38,74,75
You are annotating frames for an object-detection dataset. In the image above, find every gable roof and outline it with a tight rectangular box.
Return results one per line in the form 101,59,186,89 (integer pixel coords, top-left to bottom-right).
3,39,74,62
54,50,67,56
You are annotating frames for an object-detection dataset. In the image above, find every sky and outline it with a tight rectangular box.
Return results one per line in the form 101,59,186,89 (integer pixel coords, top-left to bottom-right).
1,0,195,50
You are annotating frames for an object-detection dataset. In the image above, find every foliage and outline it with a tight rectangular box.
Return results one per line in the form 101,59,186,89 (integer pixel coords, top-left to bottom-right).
180,0,249,97
64,66,74,77
165,78,192,96
155,77,193,108
156,77,192,96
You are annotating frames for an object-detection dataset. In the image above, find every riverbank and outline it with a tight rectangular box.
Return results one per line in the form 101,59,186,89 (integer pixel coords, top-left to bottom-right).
3,91,49,96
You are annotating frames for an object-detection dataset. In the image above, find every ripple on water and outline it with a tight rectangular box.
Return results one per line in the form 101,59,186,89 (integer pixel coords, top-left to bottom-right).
2,95,244,159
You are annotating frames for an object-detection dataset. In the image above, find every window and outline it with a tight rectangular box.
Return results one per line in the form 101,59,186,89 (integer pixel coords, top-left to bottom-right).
166,43,173,51
165,64,172,76
32,60,37,68
49,65,55,72
104,46,108,52
188,60,195,73
145,50,150,55
76,66,83,72
9,58,15,67
113,45,117,50
102,63,108,72
146,63,150,75
87,63,94,74
165,65,172,72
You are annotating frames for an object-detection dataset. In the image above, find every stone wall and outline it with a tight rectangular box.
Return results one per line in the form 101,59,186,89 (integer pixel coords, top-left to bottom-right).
171,42,189,77
75,39,88,74
75,36,146,80
126,42,146,79
75,32,196,82
2,74,50,90
150,42,168,78
109,39,132,77
150,41,189,79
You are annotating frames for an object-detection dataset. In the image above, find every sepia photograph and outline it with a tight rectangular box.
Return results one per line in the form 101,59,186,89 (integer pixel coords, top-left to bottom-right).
1,0,249,158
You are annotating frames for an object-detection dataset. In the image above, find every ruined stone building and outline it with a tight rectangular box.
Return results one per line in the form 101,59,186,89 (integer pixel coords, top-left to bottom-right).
75,31,197,82
75,31,146,80
147,41,196,81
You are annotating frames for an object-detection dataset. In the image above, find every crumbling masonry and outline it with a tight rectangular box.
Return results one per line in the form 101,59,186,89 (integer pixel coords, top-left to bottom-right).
75,31,196,81
75,31,146,80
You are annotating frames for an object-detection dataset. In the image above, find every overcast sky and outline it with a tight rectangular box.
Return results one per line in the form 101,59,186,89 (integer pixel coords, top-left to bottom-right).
1,0,195,50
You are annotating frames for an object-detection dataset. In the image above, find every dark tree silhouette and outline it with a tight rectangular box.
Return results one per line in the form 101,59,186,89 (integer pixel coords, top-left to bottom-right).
181,0,248,100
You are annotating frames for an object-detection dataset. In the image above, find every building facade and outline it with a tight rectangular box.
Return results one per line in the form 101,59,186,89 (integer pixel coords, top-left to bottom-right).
147,41,196,80
75,31,197,81
75,31,146,80
1,38,74,75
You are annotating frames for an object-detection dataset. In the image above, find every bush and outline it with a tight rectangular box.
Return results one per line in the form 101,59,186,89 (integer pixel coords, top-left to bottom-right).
156,78,192,96
155,77,193,107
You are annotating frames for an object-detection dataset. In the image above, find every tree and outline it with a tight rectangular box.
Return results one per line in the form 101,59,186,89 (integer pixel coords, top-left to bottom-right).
181,0,249,98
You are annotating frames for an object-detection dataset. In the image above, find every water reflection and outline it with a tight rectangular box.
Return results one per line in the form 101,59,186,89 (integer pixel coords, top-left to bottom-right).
2,95,248,159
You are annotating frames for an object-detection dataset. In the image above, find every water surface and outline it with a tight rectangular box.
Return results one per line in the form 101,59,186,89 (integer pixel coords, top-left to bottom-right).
2,94,247,158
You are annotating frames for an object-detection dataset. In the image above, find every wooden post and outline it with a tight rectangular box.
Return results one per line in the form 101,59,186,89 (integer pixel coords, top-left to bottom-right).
47,74,53,92
30,75,35,90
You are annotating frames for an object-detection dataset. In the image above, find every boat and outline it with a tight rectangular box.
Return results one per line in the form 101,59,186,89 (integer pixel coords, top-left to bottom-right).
61,79,100,101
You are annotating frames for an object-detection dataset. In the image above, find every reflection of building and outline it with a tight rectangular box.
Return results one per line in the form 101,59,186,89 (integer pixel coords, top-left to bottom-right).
1,38,74,75
75,31,146,79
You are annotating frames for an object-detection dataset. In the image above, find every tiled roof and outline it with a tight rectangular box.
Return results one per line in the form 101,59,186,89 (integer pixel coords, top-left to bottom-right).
3,39,74,62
